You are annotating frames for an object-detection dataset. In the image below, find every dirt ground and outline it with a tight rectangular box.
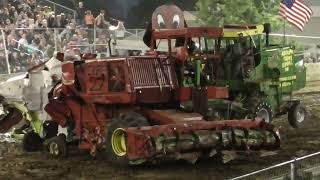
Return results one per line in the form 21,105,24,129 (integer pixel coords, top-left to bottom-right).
1,92,320,180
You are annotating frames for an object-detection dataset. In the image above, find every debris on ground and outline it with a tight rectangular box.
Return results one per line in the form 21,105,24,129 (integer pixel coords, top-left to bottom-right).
0,93,319,179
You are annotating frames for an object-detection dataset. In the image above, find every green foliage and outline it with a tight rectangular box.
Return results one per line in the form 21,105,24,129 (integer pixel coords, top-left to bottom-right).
196,0,282,31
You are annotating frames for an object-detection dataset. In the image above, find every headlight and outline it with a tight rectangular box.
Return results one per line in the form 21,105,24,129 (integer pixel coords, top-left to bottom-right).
295,60,304,68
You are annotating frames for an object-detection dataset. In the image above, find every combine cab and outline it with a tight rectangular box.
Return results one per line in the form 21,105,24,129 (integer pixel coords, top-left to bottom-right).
37,5,284,165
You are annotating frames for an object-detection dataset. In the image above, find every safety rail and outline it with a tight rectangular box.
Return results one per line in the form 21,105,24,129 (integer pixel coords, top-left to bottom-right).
11,39,45,61
1,27,320,75
125,29,146,39
271,33,320,39
0,30,10,74
38,0,76,19
0,27,111,74
230,151,320,180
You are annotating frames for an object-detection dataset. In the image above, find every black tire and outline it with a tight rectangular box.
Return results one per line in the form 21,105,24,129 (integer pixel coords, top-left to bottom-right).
247,98,273,123
22,131,43,152
106,112,149,166
47,134,67,158
42,121,58,139
288,103,307,128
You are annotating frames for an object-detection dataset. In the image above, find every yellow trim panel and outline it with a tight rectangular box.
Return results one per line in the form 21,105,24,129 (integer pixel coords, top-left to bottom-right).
223,25,264,38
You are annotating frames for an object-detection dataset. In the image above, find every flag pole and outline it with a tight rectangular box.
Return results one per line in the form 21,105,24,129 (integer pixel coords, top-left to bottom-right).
283,18,286,45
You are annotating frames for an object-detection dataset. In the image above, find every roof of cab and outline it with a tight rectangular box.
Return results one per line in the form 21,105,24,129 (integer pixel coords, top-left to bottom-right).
151,25,265,39
222,25,264,38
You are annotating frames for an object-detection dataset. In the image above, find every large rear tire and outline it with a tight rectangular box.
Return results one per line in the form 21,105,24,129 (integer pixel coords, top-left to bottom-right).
247,98,273,123
106,112,149,166
47,134,67,158
288,103,307,128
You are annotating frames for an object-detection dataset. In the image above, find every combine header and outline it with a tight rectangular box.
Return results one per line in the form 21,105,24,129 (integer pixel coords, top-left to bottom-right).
23,4,301,165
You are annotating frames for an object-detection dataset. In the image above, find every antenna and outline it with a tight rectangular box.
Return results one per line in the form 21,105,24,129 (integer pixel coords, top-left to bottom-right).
283,19,286,45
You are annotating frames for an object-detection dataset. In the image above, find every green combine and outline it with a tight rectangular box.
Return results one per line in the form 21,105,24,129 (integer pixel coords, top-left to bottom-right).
182,23,306,127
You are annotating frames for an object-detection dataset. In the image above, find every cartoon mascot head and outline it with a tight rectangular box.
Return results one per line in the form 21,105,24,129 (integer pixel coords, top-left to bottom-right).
143,4,186,47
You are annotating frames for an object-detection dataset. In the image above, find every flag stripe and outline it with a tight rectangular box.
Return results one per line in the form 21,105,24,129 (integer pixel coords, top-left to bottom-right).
279,0,313,31
294,3,311,19
279,10,303,27
292,5,310,21
286,17,303,31
280,10,304,29
285,17,304,30
296,0,313,15
295,0,313,19
280,4,306,25
280,10,304,30
280,6,305,29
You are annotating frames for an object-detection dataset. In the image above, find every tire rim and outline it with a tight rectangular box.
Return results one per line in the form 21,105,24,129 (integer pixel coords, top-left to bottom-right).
49,142,59,156
297,108,305,123
111,128,127,157
256,108,270,123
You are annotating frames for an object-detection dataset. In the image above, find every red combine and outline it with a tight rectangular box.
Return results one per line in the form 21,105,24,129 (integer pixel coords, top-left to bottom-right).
43,4,280,165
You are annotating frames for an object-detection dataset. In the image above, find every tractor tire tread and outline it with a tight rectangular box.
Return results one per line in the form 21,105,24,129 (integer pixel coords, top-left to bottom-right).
288,103,307,128
47,135,67,158
246,97,273,123
105,112,149,166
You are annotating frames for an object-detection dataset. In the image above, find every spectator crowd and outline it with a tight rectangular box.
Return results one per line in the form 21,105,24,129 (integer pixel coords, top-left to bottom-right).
0,0,123,73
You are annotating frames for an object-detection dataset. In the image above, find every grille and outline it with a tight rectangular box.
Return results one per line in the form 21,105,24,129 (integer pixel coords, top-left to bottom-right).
127,57,177,89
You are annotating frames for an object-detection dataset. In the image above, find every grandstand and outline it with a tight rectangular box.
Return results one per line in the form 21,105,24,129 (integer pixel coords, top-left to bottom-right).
0,0,123,74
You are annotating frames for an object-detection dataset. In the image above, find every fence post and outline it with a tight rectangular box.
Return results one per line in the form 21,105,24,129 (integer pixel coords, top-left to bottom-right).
1,30,10,74
53,4,56,16
54,28,57,50
93,27,96,53
290,157,297,180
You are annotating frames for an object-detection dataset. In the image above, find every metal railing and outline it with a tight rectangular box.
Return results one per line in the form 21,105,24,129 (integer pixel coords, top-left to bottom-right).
124,29,145,40
230,151,320,180
0,27,145,74
0,30,10,74
38,0,76,20
2,28,320,75
11,39,45,61
0,27,110,74
270,33,320,47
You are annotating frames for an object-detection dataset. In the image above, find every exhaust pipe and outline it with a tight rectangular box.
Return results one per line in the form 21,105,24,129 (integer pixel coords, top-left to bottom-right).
264,23,271,47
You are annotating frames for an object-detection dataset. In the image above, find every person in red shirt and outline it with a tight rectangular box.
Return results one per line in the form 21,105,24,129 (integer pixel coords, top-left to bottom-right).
84,10,94,28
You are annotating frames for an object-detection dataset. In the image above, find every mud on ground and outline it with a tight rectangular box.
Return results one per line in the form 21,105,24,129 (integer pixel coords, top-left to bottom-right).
1,93,320,180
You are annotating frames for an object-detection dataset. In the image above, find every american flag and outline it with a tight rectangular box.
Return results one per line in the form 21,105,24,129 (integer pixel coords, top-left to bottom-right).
279,0,313,31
